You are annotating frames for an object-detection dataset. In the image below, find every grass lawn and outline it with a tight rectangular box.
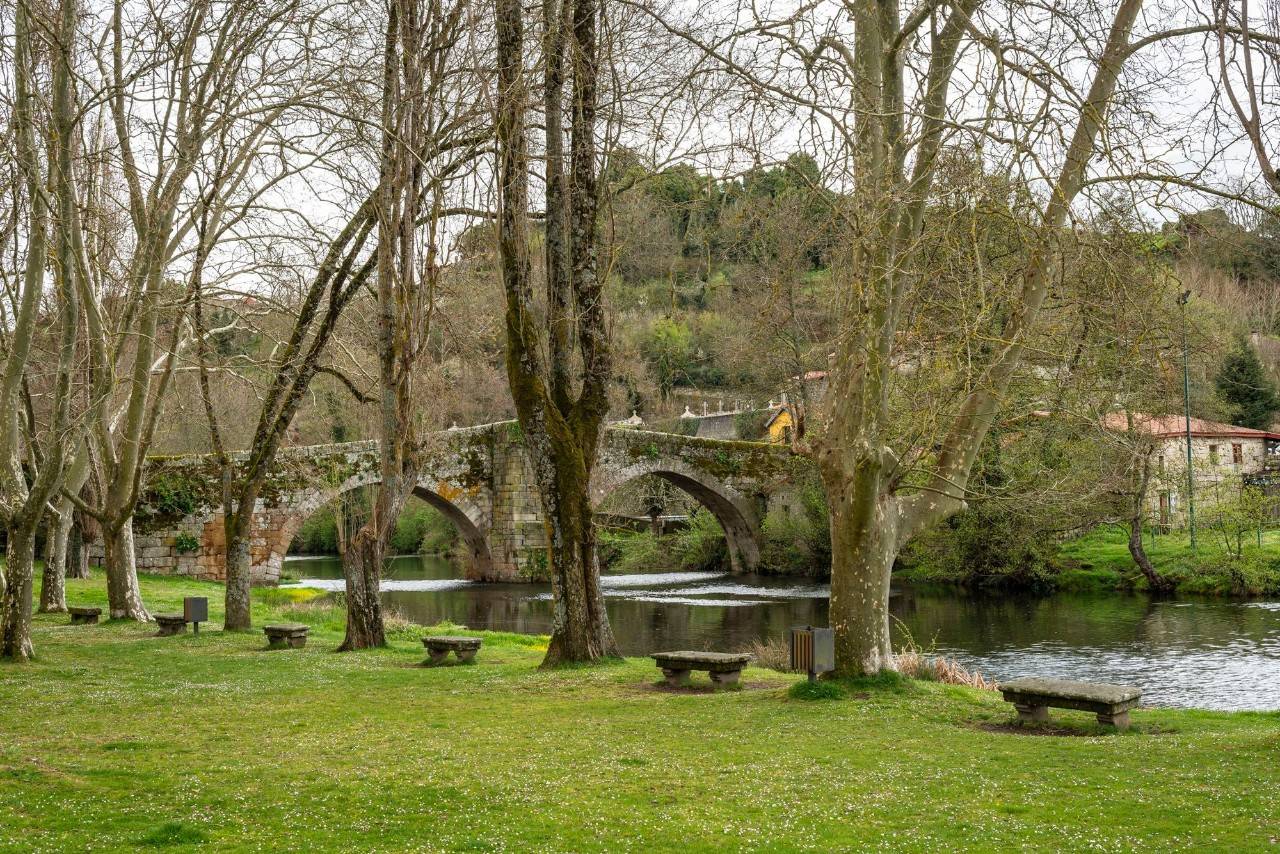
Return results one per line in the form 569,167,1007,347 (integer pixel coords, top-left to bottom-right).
1056,525,1280,593
2,574,1279,852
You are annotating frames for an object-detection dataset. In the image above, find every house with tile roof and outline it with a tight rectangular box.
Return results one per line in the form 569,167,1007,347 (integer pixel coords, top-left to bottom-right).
1103,412,1280,525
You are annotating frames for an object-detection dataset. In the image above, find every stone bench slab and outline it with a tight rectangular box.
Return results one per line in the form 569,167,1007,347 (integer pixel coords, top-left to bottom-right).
423,636,482,650
652,651,752,689
651,651,752,672
998,677,1142,729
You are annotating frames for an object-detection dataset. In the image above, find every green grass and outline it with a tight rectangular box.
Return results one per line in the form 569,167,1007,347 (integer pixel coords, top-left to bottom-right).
1056,524,1280,593
902,524,1280,595
2,574,1279,851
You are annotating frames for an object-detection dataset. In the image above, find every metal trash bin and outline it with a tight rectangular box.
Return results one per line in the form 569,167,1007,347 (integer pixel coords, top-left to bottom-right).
790,625,834,682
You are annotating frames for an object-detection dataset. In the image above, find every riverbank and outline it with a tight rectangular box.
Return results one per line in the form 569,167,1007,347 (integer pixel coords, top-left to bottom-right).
2,575,1278,850
899,524,1280,596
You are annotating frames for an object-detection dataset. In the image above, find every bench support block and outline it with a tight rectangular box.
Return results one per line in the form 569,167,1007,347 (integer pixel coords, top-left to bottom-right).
1015,703,1049,724
155,618,188,637
263,624,310,649
708,670,741,687
1096,710,1130,730
662,667,691,688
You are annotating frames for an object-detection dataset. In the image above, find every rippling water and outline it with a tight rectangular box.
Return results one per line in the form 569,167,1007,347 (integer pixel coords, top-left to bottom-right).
286,554,1280,711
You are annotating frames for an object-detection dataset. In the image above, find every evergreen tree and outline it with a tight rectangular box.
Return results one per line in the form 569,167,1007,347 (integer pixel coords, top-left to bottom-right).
1216,340,1280,429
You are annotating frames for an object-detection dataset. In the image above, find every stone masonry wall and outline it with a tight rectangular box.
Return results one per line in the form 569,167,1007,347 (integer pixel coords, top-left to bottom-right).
121,422,800,586
486,434,549,581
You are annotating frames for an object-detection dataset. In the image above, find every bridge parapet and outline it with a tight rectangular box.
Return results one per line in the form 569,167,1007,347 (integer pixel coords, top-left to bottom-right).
124,422,806,585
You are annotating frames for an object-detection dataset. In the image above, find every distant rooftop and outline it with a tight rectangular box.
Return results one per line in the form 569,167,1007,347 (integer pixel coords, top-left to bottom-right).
1102,412,1280,441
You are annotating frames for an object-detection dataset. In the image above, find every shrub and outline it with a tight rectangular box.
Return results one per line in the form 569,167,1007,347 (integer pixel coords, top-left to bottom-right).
670,509,728,572
598,508,729,574
173,532,200,554
760,477,830,576
289,507,341,554
1200,485,1276,560
742,636,791,672
391,502,458,555
289,498,459,556
902,499,1057,590
147,473,200,517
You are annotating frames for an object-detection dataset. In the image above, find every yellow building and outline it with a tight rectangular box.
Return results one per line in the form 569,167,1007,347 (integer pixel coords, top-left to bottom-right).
765,406,796,444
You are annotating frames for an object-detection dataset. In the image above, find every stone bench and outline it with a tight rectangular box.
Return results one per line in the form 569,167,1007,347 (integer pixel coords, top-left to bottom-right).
68,606,101,625
999,677,1142,730
652,651,753,688
264,623,310,649
422,636,482,665
154,613,188,637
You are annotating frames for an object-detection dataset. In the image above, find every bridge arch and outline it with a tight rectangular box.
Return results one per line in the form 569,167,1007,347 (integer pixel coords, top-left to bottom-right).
286,471,494,580
592,459,761,573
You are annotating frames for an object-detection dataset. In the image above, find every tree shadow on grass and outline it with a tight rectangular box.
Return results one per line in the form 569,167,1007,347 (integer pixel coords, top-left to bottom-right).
971,719,1176,737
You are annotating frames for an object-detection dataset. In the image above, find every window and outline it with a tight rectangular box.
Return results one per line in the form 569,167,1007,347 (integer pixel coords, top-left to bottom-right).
1158,455,1165,473
1209,444,1219,465
1233,443,1243,465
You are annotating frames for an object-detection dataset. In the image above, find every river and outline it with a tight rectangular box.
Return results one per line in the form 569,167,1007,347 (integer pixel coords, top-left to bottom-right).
286,554,1280,711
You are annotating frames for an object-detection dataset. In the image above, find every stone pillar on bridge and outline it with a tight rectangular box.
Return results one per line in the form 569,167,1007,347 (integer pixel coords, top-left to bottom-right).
485,438,548,581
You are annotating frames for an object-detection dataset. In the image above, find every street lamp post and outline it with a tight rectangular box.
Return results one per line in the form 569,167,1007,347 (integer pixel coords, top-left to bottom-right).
1177,289,1197,551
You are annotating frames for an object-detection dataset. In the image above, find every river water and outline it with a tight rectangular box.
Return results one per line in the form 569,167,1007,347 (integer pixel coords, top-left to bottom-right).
286,554,1280,711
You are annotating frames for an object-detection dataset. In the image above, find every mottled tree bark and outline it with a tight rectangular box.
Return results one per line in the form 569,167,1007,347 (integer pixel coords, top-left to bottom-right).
495,0,617,665
224,519,254,630
102,524,148,621
1,527,36,660
38,507,75,613
68,516,90,579
821,471,898,674
340,528,389,650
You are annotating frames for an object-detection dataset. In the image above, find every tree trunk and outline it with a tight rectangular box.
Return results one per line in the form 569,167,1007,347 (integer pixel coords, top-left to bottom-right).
224,511,255,630
339,527,387,650
1,524,37,660
825,483,897,676
541,470,616,663
102,522,149,621
68,514,90,579
38,506,74,613
1128,450,1172,592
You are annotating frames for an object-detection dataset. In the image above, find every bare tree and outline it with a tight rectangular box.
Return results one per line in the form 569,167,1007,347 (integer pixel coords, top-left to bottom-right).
1214,0,1280,195
495,0,619,663
0,0,81,659
638,0,1280,673
339,0,477,650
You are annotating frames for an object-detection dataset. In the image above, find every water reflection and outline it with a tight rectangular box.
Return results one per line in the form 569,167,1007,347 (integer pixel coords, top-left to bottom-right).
286,554,1280,711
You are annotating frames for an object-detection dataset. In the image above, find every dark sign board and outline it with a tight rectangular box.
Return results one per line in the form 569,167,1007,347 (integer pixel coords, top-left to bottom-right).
184,597,208,634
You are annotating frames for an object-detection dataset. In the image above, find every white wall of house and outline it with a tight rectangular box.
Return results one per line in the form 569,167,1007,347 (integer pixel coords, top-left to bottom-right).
1149,435,1270,525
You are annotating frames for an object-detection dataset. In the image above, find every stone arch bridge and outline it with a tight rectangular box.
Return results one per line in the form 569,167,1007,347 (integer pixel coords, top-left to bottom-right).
131,423,806,584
